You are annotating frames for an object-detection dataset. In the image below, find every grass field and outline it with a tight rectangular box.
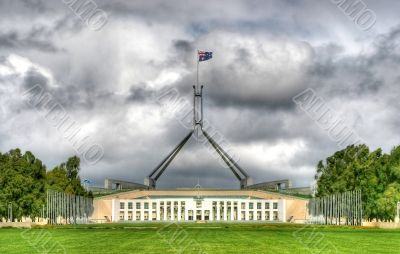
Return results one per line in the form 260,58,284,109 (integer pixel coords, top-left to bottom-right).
1,223,399,253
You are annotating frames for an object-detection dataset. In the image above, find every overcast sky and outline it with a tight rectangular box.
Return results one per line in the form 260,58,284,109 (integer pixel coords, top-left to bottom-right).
1,0,400,189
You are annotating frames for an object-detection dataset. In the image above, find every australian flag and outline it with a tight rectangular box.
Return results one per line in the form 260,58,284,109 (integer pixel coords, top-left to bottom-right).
198,51,213,62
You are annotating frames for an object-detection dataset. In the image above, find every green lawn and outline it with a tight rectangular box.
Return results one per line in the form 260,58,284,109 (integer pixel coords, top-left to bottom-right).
0,223,399,253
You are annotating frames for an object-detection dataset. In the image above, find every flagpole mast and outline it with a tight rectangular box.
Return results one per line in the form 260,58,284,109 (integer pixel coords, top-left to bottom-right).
196,50,199,89
193,50,203,137
194,51,198,129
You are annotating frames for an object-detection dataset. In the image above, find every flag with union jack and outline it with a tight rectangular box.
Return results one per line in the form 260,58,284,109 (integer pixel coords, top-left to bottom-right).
198,51,213,62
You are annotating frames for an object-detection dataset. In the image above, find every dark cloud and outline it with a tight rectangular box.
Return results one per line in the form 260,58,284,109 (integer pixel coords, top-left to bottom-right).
1,0,400,189
0,31,57,52
127,84,155,103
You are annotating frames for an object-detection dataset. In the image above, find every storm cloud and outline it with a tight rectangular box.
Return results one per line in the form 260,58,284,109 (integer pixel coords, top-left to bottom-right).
1,0,400,189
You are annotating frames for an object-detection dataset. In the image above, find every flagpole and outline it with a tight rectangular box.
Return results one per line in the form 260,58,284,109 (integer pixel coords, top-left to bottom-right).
196,50,199,89
196,51,199,136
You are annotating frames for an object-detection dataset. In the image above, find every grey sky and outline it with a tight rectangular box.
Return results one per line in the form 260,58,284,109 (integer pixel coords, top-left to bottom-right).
1,0,400,189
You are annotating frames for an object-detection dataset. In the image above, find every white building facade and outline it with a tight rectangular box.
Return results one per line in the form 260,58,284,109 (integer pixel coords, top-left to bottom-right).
111,197,286,222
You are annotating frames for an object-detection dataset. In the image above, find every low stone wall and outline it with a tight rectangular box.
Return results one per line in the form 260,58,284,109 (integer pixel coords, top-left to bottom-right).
0,222,32,228
363,221,400,229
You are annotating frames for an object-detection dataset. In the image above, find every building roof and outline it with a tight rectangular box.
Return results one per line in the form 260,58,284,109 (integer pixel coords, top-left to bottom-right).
94,188,310,201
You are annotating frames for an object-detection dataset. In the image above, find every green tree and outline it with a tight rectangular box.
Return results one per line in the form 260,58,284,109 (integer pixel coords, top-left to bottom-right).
315,144,400,221
46,155,87,196
0,149,46,221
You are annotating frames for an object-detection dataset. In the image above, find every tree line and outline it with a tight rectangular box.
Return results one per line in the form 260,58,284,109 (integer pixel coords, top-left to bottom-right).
0,148,92,221
316,144,400,221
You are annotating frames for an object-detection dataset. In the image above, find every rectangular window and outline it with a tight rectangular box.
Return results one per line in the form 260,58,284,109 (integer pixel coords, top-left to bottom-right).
249,203,253,209
249,211,254,220
265,211,270,220
257,202,261,209
120,202,125,210
128,202,133,209
152,202,156,209
273,202,278,209
136,203,141,209
273,211,278,220
265,202,270,209
144,203,149,209
241,202,245,209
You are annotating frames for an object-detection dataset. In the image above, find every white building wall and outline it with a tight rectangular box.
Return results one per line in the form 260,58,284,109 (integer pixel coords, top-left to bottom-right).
111,199,119,222
115,198,285,222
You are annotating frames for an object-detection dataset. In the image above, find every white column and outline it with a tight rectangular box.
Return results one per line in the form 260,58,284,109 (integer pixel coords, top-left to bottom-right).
216,202,220,221
223,201,227,221
156,201,160,221
124,201,128,221
245,201,249,221
163,202,167,221
132,202,136,221
171,201,175,221
230,202,234,221
147,199,153,221
210,202,214,221
140,202,144,221
269,202,273,221
238,202,242,221
279,200,286,222
253,202,257,221
261,203,266,221
177,201,181,221
184,202,188,221
111,199,119,222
